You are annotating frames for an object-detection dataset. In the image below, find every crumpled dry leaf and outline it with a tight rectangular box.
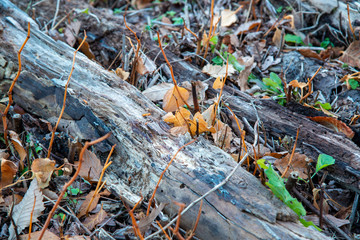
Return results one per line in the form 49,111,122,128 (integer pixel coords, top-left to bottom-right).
9,130,27,164
77,190,100,218
9,179,45,240
202,64,236,78
138,203,166,234
78,38,95,60
298,49,322,60
339,40,360,68
274,153,312,179
20,230,59,240
212,120,232,150
31,158,56,188
261,56,281,71
64,21,81,47
308,116,355,139
235,19,262,35
189,112,216,135
213,76,224,89
272,27,283,49
136,55,156,75
115,67,130,80
237,56,255,91
83,206,108,230
0,158,18,188
75,149,103,181
202,104,217,126
303,214,350,228
162,86,190,112
181,81,208,106
143,83,174,102
221,9,238,27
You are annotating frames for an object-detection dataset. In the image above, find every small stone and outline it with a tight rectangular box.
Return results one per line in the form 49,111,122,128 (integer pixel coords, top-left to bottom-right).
4,61,14,79
0,55,6,67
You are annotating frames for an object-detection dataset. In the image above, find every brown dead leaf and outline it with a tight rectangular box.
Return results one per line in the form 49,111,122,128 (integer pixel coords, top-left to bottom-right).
115,68,130,80
3,194,23,207
0,158,18,188
78,38,95,60
133,0,152,9
143,83,174,102
0,150,9,159
237,56,255,91
162,86,190,112
82,206,107,230
31,158,56,188
64,21,81,47
221,9,238,27
272,27,283,49
304,214,349,228
202,104,217,126
181,81,208,106
9,130,26,164
298,49,322,60
75,149,102,181
20,230,60,240
138,203,166,234
136,55,156,75
212,120,232,150
308,116,355,139
339,41,360,68
77,190,100,218
163,107,191,126
202,64,236,78
235,19,262,35
274,153,312,179
189,112,216,135
169,126,188,136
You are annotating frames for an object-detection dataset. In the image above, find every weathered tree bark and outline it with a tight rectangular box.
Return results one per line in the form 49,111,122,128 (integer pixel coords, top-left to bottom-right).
0,1,331,239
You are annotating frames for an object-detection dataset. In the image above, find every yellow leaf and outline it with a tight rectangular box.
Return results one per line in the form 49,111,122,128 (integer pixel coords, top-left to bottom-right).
163,86,190,112
202,104,216,126
213,77,223,89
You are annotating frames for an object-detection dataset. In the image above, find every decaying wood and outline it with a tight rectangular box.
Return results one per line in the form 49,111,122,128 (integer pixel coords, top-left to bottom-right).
0,1,330,239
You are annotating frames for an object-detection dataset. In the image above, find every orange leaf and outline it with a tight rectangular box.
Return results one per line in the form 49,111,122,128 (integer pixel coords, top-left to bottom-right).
288,80,307,89
0,159,18,188
189,112,216,135
162,86,190,112
298,49,322,60
31,158,56,188
212,77,223,89
235,19,261,35
308,116,355,139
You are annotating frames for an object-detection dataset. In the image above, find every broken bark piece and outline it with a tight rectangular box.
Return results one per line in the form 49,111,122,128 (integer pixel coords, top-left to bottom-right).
0,1,330,239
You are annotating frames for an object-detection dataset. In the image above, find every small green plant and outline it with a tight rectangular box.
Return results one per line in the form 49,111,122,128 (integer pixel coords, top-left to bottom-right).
349,79,359,89
53,212,66,221
320,38,333,49
314,101,331,110
312,154,335,178
257,159,321,230
284,34,304,45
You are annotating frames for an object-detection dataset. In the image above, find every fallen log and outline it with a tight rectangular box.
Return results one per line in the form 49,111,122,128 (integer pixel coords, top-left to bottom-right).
0,1,330,239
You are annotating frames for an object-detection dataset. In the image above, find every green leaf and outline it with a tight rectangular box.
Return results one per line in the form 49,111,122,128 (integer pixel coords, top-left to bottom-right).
300,218,322,231
257,159,268,169
315,101,331,110
258,161,306,216
209,35,218,45
223,52,244,72
276,6,283,13
212,56,223,65
166,10,176,17
270,72,282,85
248,73,257,81
81,8,89,14
113,8,121,14
172,17,184,25
284,34,304,45
35,145,42,153
315,154,335,175
262,78,282,94
349,79,359,89
320,38,333,49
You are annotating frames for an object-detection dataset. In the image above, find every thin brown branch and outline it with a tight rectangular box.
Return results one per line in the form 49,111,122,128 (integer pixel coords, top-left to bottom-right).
157,31,191,110
347,4,356,41
47,32,87,158
156,220,171,240
39,132,111,240
186,199,203,240
129,195,144,239
300,66,321,103
146,138,197,216
28,194,36,240
281,126,300,178
2,22,30,147
124,11,141,85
